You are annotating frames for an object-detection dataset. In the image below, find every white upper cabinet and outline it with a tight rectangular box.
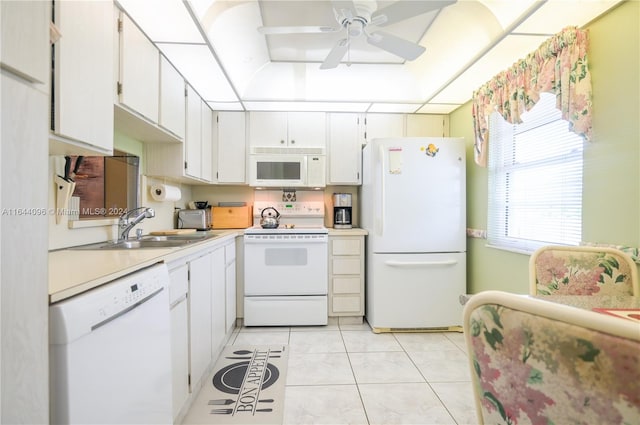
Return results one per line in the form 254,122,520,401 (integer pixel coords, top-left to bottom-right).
249,111,326,148
50,0,114,154
146,86,212,183
118,13,159,124
406,114,449,137
159,56,185,139
185,85,214,183
287,112,326,148
215,112,247,184
0,0,49,84
185,84,203,179
364,113,404,143
113,10,181,144
327,113,362,185
201,104,213,182
249,111,287,147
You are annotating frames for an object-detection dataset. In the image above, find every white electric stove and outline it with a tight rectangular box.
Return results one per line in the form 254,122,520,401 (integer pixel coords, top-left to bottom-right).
244,201,328,326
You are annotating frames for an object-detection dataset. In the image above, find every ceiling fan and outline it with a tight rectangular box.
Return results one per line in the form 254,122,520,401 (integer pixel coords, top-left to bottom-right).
257,0,456,69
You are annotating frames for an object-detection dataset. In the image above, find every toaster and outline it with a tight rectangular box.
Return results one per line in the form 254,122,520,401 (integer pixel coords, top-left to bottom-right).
177,209,211,230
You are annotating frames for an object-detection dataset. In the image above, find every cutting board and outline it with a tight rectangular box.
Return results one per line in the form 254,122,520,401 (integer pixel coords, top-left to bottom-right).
150,229,198,235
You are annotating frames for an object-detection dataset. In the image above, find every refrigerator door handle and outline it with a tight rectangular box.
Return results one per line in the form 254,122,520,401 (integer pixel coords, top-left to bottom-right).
377,144,385,236
385,260,459,267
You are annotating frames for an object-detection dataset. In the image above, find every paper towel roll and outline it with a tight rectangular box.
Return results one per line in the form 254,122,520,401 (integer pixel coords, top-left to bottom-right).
150,184,181,202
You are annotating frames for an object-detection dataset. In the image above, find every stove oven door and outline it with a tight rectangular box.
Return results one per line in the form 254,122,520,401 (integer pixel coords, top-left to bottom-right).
244,233,328,295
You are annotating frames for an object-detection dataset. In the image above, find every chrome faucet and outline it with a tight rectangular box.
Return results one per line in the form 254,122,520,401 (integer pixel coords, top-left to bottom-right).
119,207,155,241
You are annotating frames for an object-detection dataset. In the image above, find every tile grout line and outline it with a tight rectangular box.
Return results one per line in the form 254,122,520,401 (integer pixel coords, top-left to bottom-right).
395,332,465,425
341,327,372,425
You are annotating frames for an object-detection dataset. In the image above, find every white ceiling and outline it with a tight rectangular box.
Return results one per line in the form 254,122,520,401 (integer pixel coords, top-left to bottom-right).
116,0,622,114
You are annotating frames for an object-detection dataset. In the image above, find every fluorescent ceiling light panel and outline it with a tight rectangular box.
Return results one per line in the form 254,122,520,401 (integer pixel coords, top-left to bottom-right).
513,0,622,34
430,34,547,104
477,0,539,29
416,104,462,114
157,43,237,102
116,0,204,43
368,104,422,113
243,101,370,112
407,1,504,101
206,101,245,111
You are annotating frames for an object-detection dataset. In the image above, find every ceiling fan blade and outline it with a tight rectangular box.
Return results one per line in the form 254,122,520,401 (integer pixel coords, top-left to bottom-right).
331,0,358,20
320,38,350,70
371,0,456,27
257,25,340,35
366,31,426,61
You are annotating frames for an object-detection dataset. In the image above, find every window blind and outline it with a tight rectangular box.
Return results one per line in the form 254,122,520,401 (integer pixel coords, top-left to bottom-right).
487,93,584,253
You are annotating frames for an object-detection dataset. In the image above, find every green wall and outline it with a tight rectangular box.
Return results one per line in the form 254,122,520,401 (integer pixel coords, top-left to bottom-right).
114,129,145,170
450,1,640,294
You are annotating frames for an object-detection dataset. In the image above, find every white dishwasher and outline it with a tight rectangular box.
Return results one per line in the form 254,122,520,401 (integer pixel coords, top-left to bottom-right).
49,263,172,425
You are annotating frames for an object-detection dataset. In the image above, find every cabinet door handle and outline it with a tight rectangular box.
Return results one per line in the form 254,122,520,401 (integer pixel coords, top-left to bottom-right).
291,140,295,144
280,140,285,144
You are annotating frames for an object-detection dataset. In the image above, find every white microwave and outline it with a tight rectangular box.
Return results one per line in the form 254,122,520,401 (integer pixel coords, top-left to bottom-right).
249,147,326,188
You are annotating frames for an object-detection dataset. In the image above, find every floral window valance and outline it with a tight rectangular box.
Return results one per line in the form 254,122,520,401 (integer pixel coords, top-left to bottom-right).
471,26,593,166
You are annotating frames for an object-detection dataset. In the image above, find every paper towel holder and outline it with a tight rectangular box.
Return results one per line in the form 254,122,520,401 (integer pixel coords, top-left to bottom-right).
150,183,182,202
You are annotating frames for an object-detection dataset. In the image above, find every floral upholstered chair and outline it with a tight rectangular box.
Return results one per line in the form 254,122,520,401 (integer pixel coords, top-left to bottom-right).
463,290,640,425
529,245,639,296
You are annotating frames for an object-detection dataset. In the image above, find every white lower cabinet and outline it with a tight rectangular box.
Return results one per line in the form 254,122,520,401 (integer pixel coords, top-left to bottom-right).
168,263,189,421
210,246,226,358
168,238,239,422
329,235,365,318
224,241,237,333
188,253,213,390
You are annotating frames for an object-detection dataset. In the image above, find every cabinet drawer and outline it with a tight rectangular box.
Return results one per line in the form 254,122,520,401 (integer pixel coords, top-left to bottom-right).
332,296,361,313
333,277,361,294
224,242,236,263
168,264,188,305
332,257,360,275
331,239,361,256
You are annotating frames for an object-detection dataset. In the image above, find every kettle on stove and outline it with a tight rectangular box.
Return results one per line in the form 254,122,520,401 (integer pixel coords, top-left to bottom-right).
260,207,280,229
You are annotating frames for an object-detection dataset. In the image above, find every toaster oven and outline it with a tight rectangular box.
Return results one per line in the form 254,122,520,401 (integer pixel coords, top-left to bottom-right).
177,209,211,230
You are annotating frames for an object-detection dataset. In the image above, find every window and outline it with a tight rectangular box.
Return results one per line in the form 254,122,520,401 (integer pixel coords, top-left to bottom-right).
72,150,139,219
487,92,584,253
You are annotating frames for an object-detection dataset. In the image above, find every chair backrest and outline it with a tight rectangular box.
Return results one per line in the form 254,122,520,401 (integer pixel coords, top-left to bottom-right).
463,290,640,425
529,245,639,296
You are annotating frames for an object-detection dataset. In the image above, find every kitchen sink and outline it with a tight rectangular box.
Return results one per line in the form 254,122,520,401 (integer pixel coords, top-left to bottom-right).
70,231,226,250
71,239,190,250
141,234,210,242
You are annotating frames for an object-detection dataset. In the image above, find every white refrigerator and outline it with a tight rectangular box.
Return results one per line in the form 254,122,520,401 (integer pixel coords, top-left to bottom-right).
361,137,466,330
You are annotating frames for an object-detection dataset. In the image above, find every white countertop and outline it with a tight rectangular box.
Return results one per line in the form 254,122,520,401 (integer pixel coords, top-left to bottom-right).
49,230,241,303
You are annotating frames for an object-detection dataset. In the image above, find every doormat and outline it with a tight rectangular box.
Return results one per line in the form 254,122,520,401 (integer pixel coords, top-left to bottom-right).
182,345,288,425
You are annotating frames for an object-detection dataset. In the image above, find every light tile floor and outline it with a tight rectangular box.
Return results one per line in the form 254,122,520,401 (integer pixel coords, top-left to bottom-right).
219,321,479,425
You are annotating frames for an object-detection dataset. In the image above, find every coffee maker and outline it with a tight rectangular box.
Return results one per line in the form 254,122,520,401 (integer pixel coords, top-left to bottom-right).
332,193,352,229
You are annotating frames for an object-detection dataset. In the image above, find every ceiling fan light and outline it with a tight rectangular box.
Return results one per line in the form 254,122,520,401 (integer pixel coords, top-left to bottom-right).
348,20,365,37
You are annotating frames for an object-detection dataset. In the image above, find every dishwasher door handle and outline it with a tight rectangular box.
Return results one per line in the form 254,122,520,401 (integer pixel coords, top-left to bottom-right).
91,287,165,331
